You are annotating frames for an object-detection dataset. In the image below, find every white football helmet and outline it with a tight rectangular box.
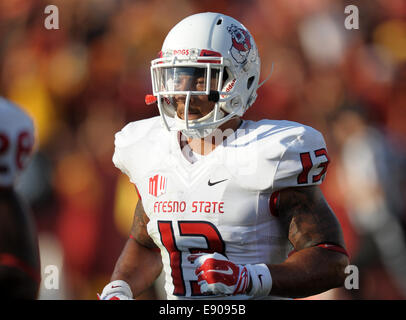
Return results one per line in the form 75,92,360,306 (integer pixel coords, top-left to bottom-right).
148,12,261,138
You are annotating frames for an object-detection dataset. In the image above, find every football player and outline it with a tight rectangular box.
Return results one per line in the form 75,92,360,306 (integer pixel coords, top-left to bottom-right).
99,12,349,300
0,97,40,299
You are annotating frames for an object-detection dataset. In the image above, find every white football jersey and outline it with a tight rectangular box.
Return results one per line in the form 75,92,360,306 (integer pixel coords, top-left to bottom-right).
0,98,35,188
113,116,330,299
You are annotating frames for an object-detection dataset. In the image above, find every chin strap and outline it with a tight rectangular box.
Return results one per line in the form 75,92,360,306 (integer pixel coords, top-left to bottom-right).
174,111,226,139
257,62,274,89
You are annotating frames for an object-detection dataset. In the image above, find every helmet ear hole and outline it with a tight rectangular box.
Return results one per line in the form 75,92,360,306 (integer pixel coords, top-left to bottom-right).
247,76,255,89
222,68,229,83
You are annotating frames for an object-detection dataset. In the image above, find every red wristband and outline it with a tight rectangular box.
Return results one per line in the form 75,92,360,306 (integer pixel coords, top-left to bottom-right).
316,243,349,257
288,243,349,258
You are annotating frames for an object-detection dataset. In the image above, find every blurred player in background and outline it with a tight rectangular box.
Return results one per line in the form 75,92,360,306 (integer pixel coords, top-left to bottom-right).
332,104,406,298
0,97,40,299
99,12,349,300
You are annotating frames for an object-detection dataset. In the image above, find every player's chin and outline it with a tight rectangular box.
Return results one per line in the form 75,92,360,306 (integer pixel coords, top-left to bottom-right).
176,105,203,120
177,111,204,120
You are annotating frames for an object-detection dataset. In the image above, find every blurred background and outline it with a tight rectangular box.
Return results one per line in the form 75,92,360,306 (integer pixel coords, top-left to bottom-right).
1,0,405,299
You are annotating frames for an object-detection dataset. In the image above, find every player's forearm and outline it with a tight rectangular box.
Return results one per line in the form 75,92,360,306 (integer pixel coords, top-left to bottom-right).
110,238,162,297
267,246,349,298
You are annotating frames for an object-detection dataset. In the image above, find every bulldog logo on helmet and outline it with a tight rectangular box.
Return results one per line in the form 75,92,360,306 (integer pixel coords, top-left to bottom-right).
227,24,252,64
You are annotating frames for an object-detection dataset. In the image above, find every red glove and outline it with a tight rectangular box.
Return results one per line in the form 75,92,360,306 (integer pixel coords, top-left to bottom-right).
190,253,250,296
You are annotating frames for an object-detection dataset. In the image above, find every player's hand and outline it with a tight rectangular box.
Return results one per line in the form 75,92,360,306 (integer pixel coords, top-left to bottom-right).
97,280,133,300
189,253,250,296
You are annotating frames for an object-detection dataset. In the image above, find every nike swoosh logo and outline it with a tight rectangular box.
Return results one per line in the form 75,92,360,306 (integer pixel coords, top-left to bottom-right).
111,285,121,288
258,274,263,286
208,179,228,186
209,266,234,275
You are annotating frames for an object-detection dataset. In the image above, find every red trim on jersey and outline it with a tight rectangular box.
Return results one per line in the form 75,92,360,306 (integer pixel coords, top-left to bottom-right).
288,243,349,258
312,148,330,183
134,185,142,201
269,192,280,217
298,152,313,184
190,280,202,296
0,253,40,284
158,221,185,296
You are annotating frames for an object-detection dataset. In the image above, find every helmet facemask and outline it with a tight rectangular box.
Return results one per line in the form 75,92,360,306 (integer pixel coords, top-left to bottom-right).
151,52,244,138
